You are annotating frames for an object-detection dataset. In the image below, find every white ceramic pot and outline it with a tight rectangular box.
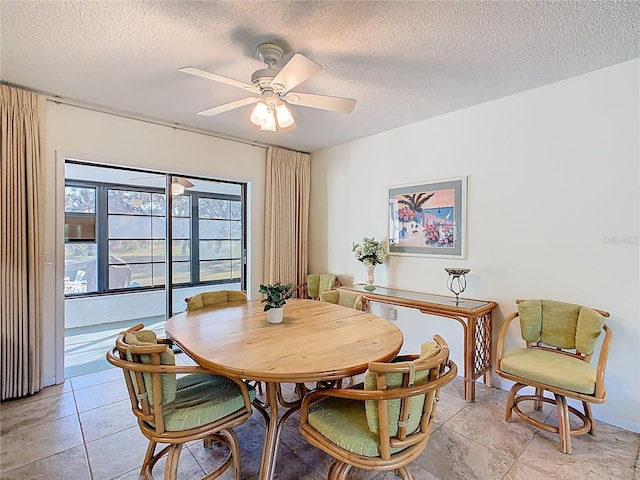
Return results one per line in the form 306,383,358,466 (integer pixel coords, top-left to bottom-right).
267,307,284,324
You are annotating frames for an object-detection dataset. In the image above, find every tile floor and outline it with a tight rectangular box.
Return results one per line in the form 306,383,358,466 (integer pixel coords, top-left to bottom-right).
2,361,639,480
64,316,166,378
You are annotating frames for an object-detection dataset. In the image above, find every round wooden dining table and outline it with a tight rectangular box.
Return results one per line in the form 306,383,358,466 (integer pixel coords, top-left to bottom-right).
165,298,404,480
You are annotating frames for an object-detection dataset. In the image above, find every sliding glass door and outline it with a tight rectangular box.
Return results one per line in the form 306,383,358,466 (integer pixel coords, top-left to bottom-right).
63,161,246,377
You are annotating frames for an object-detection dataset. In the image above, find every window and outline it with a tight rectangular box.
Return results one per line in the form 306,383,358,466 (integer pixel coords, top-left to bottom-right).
64,180,245,296
198,197,243,282
64,186,98,294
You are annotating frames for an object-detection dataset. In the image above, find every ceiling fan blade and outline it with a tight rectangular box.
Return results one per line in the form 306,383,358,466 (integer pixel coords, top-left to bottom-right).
179,66,260,94
176,177,195,188
196,96,260,116
271,54,322,93
283,92,357,114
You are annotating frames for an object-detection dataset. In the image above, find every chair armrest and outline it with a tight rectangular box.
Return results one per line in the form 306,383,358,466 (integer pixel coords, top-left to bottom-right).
496,311,520,364
291,283,307,298
300,361,458,414
594,324,612,399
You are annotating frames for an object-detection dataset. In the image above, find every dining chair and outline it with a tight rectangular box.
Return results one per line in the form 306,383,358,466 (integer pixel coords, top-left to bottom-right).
293,273,340,300
185,289,247,311
496,299,612,454
106,324,255,480
299,335,457,479
319,289,363,310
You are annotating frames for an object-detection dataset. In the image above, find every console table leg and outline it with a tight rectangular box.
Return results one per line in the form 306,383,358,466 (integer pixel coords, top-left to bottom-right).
484,370,493,388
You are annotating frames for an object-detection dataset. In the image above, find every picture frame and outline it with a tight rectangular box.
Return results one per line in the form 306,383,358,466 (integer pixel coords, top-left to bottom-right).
388,176,467,258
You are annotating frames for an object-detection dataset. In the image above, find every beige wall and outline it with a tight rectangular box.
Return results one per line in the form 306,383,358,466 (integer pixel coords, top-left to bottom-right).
42,103,266,385
309,59,640,432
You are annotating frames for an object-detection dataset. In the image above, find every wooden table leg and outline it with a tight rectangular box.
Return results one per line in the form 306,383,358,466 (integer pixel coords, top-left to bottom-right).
463,317,475,402
253,382,302,480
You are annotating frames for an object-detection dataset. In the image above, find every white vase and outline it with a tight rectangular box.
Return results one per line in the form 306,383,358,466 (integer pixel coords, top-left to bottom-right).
267,307,284,324
364,263,376,291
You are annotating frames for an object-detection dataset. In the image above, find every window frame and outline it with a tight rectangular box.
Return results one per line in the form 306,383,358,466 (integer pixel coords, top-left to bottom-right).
64,179,245,297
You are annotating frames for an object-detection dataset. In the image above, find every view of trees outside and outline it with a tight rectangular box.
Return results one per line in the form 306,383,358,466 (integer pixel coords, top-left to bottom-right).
198,197,243,282
64,184,242,295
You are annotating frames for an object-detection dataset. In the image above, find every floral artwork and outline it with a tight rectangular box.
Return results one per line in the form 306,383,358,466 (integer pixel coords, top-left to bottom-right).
388,177,467,258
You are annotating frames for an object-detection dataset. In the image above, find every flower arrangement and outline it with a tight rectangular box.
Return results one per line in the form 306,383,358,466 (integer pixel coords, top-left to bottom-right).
352,237,388,266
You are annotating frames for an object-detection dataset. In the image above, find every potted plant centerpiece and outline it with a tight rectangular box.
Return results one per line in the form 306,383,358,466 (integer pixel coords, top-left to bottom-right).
259,282,293,324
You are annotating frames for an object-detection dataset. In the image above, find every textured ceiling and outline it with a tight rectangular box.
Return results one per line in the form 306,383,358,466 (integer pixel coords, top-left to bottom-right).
1,1,639,153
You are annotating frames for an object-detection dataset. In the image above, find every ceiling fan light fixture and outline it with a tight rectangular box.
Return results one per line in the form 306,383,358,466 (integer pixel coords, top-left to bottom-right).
250,101,269,127
170,178,185,195
260,111,277,132
276,103,295,128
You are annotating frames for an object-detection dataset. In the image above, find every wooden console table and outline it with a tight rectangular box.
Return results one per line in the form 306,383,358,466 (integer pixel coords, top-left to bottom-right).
339,284,497,402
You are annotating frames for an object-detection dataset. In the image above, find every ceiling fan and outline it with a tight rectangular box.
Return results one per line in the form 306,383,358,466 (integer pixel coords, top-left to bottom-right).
128,175,194,195
179,43,357,132
170,177,194,195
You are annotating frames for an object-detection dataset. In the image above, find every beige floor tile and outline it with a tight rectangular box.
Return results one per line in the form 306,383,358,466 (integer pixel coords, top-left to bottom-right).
263,451,324,480
79,398,137,442
0,391,77,434
433,390,468,426
0,415,83,473
441,376,490,402
292,442,334,477
31,380,73,399
414,425,514,480
114,447,206,480
0,445,91,480
154,447,206,480
85,425,150,480
542,414,640,459
70,366,123,391
443,387,551,459
371,464,441,480
503,460,560,479
188,418,269,479
186,437,234,480
73,378,129,413
518,420,640,480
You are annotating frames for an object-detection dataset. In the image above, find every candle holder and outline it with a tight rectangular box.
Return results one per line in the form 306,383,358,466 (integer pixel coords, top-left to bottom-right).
445,268,470,304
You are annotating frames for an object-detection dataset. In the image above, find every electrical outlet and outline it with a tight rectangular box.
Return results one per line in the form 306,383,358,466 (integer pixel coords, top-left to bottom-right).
387,307,398,321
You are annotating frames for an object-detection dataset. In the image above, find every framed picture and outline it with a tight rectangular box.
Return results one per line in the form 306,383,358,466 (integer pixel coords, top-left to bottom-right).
388,176,467,258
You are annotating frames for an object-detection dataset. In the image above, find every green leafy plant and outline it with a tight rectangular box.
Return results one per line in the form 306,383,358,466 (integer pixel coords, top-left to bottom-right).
259,282,294,311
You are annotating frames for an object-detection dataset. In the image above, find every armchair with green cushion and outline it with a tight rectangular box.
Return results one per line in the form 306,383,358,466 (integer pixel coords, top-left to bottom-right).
319,289,364,311
496,299,612,454
185,289,247,311
106,324,255,480
293,273,340,300
299,335,457,479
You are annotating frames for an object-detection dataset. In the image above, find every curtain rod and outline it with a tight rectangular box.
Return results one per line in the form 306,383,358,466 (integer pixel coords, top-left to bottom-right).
45,96,269,149
1,81,270,150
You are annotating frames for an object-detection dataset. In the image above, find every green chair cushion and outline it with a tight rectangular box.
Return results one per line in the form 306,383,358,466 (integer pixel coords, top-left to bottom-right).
576,307,606,355
363,341,440,435
160,374,256,432
187,290,247,311
124,330,176,404
318,274,336,296
307,274,321,298
319,290,363,310
307,274,336,299
307,396,405,457
518,299,605,354
500,348,597,394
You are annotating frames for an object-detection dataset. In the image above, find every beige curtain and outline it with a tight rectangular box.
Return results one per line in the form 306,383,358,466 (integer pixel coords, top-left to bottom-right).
1,85,45,399
263,146,310,292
